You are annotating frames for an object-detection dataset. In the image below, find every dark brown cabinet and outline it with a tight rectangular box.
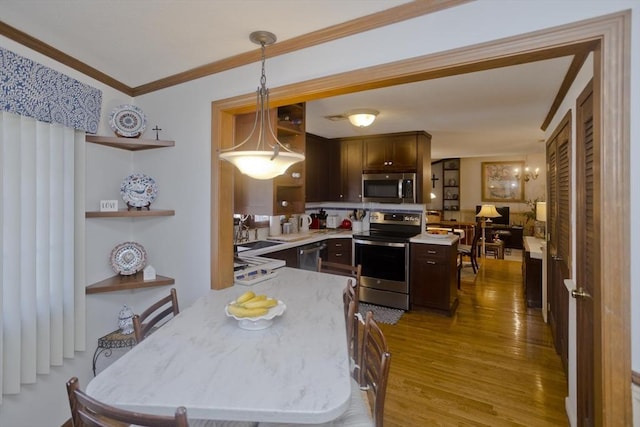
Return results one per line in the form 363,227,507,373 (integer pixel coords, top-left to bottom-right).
267,247,299,268
339,138,363,202
410,242,458,315
305,133,339,202
363,133,418,172
325,238,352,265
523,249,542,308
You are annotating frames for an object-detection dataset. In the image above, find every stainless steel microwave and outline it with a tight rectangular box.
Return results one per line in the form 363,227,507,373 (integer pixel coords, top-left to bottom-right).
362,173,416,203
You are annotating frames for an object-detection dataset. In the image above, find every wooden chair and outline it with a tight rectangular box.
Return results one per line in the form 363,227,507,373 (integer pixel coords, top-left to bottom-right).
358,310,392,427
133,288,180,343
344,288,362,383
458,223,481,274
319,259,362,312
257,310,389,427
66,376,189,427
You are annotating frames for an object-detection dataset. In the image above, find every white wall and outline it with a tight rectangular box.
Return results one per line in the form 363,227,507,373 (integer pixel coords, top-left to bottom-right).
0,1,638,425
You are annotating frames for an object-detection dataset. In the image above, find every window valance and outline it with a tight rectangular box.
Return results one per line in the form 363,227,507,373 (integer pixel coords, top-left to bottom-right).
0,47,102,133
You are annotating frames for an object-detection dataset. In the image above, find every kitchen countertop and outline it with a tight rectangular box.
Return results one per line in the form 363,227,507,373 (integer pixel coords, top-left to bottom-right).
86,267,351,423
237,229,353,258
523,236,545,259
410,233,459,246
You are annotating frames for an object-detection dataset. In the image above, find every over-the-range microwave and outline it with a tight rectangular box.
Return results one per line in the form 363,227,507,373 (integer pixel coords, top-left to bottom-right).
362,173,416,203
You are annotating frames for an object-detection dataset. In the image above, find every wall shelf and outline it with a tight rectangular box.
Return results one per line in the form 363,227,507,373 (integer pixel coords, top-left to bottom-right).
86,274,175,294
86,209,175,218
86,135,175,151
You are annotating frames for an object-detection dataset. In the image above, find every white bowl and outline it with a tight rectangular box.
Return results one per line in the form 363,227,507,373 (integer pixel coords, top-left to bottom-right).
225,300,286,330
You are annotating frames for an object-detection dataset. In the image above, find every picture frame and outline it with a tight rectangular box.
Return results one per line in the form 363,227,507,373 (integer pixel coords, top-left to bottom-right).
481,161,525,202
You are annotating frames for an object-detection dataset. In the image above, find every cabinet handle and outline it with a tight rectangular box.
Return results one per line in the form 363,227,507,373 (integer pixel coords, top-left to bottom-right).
281,200,289,207
335,243,343,247
291,172,301,179
426,260,436,265
427,250,437,254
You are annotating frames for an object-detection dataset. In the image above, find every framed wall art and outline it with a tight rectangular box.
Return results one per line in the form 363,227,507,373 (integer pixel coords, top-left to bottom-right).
481,161,525,202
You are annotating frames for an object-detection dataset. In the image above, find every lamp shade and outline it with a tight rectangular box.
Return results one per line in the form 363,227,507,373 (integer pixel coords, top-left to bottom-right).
536,201,547,222
476,204,501,218
347,109,378,127
219,151,305,179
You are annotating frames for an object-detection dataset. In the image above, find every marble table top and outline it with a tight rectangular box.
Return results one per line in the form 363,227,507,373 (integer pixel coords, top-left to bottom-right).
86,268,352,424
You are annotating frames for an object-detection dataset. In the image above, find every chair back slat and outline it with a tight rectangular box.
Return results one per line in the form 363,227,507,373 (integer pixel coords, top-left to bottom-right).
133,288,180,342
66,377,189,427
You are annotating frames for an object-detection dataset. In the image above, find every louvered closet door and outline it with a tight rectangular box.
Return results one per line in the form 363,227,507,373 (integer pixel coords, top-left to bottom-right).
546,112,572,374
576,80,595,427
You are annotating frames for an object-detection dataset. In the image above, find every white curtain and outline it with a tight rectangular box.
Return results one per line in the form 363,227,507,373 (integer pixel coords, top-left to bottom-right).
0,110,85,399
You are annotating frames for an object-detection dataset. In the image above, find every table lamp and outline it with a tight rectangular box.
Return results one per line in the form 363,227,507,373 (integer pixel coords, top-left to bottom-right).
535,201,546,239
476,204,502,259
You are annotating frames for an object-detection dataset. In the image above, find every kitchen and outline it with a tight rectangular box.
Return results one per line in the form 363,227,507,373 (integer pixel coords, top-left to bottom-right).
0,2,634,426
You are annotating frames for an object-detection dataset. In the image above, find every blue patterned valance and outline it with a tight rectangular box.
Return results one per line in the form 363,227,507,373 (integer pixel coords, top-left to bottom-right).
0,47,102,133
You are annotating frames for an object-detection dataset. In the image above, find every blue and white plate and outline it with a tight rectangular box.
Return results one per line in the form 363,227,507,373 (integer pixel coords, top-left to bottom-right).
120,173,158,208
110,241,147,275
109,104,146,137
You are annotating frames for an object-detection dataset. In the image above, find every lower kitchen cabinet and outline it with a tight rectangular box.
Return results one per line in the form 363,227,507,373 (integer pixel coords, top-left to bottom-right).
522,247,543,308
267,247,299,268
325,238,352,265
410,242,458,315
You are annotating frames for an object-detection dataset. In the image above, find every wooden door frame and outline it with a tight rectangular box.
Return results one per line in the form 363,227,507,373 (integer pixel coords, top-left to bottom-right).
211,11,631,423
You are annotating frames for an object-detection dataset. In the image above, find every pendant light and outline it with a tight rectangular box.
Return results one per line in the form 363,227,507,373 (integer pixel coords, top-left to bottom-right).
219,31,305,180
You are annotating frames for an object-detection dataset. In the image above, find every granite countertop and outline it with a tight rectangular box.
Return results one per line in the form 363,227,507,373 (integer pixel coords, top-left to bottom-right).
237,229,353,257
523,236,546,259
410,233,459,246
87,268,352,423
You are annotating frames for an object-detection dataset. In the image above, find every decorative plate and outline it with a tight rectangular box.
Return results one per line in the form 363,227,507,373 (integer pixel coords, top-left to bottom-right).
109,104,147,137
120,173,158,208
225,300,286,330
110,242,147,275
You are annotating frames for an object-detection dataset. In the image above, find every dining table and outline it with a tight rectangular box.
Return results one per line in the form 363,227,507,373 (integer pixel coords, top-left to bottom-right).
86,267,352,424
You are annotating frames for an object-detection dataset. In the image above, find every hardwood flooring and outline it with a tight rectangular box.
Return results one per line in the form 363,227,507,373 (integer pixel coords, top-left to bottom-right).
379,258,568,426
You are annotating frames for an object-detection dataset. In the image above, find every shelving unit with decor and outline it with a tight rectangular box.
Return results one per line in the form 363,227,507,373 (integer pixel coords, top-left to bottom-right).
442,158,460,212
234,103,306,215
85,135,175,294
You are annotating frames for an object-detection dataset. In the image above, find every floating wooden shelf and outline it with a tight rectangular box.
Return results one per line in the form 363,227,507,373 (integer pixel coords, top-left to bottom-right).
86,273,175,294
86,135,175,151
86,209,175,218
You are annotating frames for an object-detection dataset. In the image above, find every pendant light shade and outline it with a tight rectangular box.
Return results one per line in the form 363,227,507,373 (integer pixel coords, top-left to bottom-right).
347,109,379,127
220,151,305,180
219,31,305,179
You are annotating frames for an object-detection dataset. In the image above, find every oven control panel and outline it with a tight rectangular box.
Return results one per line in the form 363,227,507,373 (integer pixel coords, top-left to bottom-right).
369,211,422,226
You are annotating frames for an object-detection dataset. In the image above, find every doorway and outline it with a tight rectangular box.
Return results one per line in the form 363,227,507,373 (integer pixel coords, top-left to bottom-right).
211,12,631,424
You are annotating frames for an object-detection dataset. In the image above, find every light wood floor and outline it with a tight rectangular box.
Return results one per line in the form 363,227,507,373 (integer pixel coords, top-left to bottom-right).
379,258,568,426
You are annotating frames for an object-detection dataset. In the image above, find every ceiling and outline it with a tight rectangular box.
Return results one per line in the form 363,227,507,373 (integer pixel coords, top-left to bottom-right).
1,0,572,159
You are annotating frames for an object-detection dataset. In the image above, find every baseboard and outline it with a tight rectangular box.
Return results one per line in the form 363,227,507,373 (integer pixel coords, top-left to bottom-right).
565,396,577,427
633,381,640,427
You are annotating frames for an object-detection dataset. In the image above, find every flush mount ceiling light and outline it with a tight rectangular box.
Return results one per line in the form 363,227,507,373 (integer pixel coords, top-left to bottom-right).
347,109,379,127
219,31,305,180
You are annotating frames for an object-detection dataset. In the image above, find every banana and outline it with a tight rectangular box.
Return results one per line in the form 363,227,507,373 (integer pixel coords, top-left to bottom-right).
243,298,278,309
227,304,269,318
235,291,255,305
242,294,267,305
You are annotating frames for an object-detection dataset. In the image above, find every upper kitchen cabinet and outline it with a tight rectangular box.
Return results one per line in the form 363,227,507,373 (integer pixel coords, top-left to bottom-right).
339,138,364,202
234,103,306,215
305,133,339,202
363,132,424,172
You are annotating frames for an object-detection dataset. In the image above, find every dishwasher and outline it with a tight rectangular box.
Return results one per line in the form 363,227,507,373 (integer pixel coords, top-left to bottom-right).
298,242,326,271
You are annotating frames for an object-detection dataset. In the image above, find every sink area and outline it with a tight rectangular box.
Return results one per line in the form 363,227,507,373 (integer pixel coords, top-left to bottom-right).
235,240,284,252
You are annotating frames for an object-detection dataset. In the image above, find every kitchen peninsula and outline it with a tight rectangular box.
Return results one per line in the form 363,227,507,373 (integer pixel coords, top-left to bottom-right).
87,268,351,424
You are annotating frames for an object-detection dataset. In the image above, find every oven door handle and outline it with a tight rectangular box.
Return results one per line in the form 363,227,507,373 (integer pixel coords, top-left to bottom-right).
353,239,407,248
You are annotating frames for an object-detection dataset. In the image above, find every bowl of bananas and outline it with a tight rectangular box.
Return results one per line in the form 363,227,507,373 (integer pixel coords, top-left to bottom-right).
225,291,286,330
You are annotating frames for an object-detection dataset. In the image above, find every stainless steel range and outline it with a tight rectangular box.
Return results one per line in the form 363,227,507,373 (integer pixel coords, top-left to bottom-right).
352,210,422,310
